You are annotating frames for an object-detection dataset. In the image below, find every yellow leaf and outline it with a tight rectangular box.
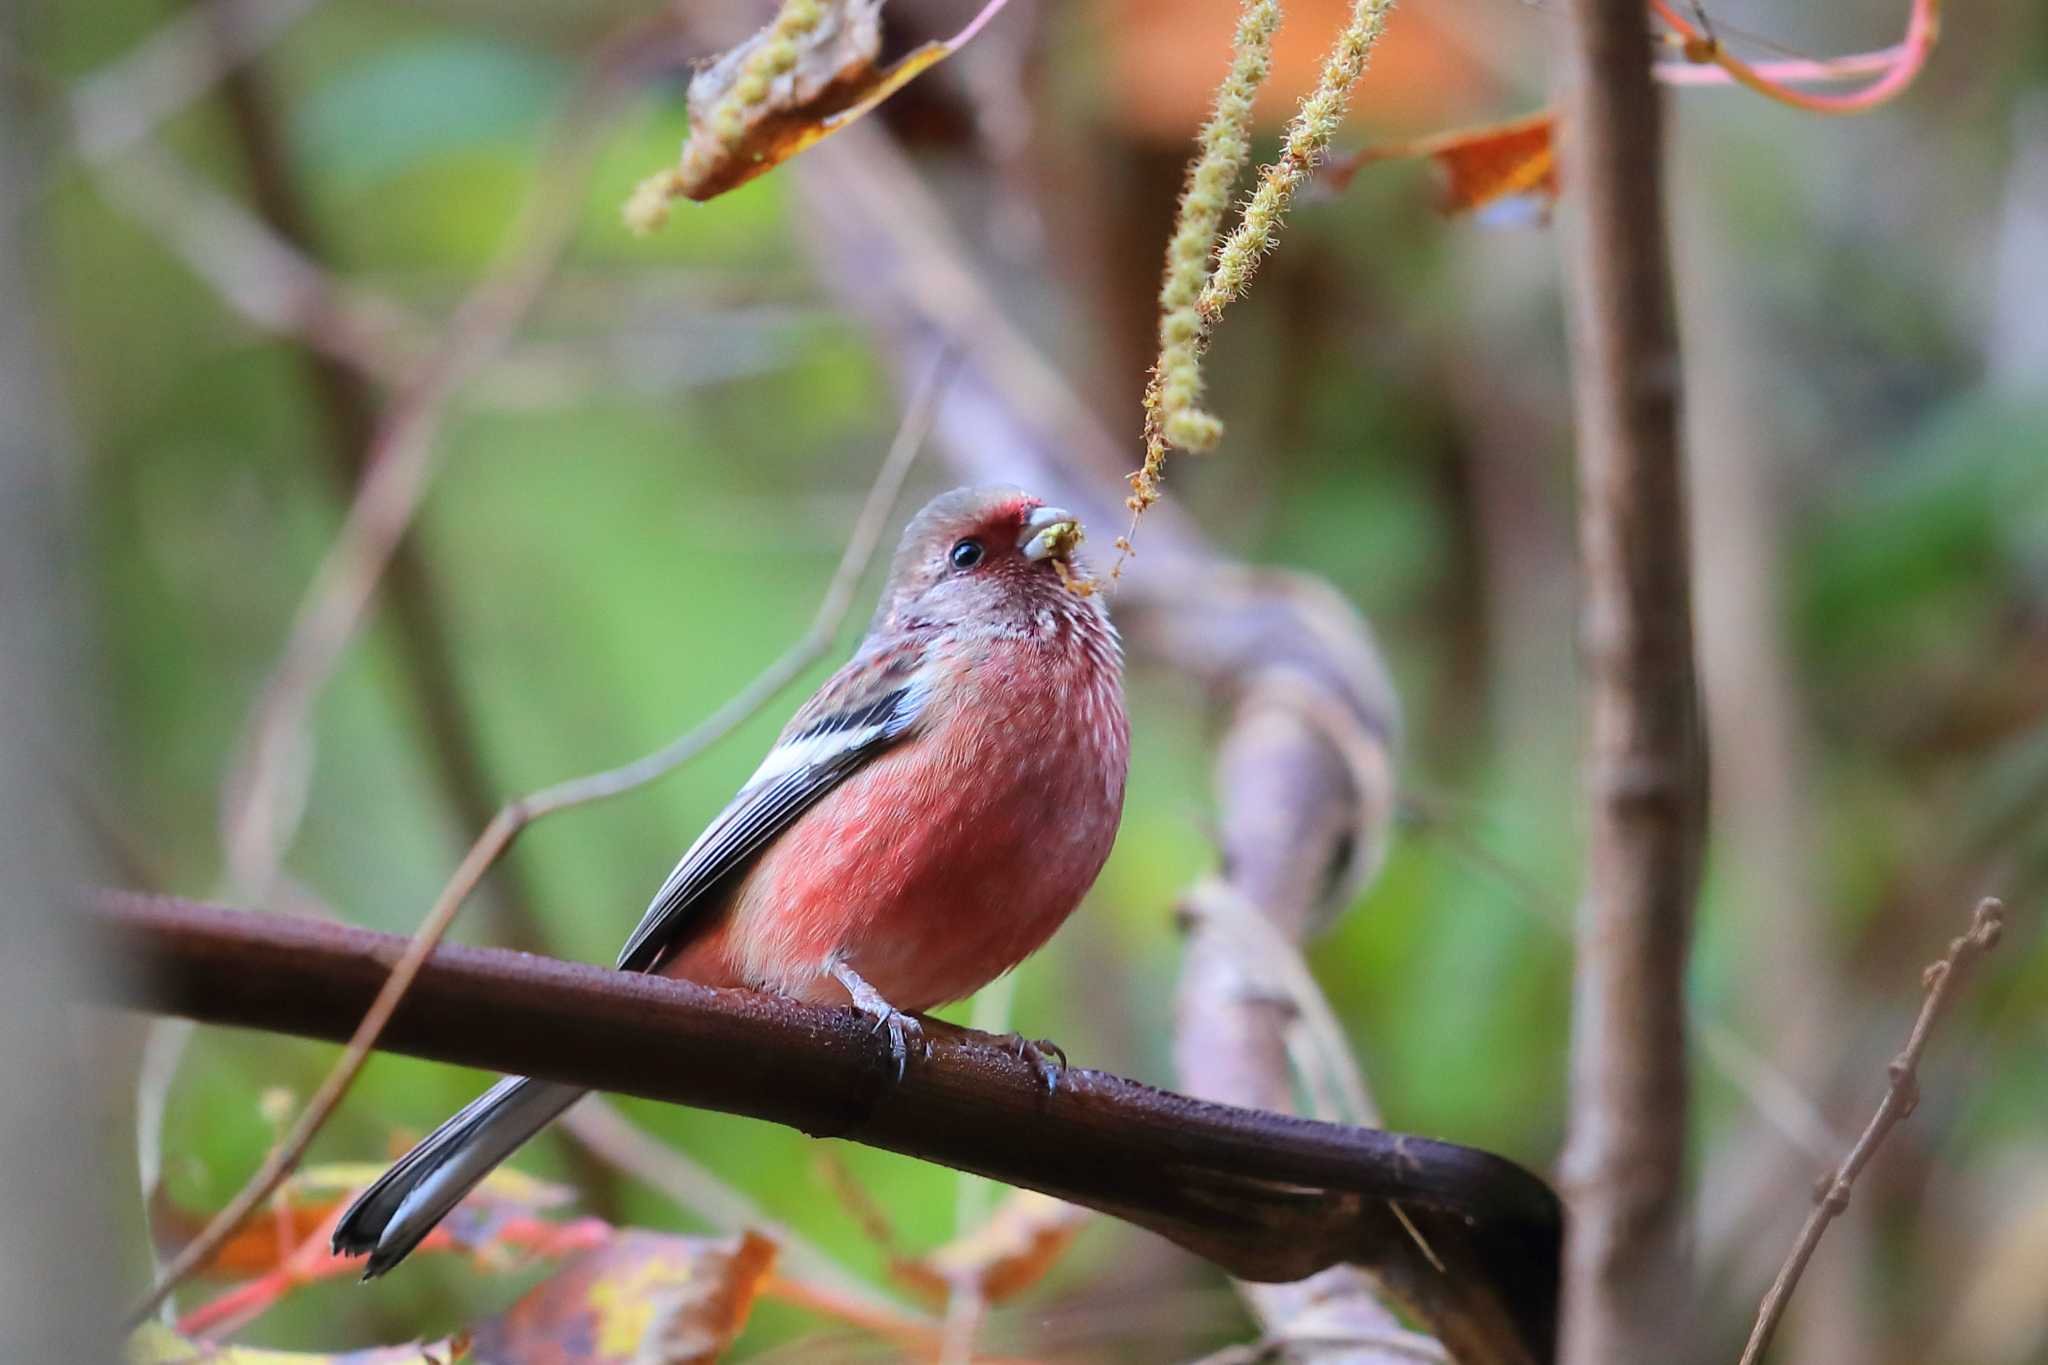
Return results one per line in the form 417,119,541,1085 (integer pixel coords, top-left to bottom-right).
470,1229,778,1364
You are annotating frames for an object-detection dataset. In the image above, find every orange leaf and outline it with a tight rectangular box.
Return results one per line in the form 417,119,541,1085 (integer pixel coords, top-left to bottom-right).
1329,110,1557,221
150,1185,334,1278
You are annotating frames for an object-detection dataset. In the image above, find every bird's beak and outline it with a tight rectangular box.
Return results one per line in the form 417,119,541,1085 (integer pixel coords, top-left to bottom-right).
1020,505,1082,562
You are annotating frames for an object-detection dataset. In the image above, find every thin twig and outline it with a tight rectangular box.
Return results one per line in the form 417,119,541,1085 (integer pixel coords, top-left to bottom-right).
1696,1018,1843,1164
1737,897,2008,1365
447,345,949,819
123,354,950,1326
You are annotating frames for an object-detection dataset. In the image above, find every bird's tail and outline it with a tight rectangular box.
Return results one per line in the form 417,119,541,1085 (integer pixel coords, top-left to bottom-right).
331,1075,584,1278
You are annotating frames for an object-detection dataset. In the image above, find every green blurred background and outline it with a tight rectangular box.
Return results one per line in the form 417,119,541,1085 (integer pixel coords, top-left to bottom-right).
22,0,2048,1358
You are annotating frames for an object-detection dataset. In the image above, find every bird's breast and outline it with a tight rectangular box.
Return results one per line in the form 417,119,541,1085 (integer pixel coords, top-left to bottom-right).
721,625,1128,1010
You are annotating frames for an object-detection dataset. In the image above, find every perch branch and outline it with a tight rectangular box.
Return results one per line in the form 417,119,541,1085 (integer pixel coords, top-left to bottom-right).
1551,0,1703,1353
1736,898,2007,1365
89,890,1562,1331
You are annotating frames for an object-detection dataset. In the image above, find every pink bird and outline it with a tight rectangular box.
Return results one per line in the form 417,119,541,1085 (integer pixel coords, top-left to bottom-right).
333,486,1129,1276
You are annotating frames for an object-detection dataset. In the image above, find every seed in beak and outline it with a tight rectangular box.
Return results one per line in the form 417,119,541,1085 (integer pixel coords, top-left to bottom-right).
1021,507,1082,562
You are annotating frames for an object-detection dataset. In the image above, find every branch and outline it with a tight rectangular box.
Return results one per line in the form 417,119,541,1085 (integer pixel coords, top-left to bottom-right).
64,0,324,163
1551,0,1702,1356
88,891,1562,1320
1737,898,2007,1365
80,142,419,380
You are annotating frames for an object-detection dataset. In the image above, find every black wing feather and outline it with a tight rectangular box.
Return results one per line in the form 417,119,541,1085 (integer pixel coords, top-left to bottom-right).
613,681,922,973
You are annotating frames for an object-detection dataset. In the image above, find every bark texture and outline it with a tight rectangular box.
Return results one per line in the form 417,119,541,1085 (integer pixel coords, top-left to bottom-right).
1553,0,1704,1358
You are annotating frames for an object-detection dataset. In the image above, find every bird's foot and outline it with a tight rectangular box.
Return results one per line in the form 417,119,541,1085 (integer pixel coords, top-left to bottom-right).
831,962,927,1084
999,1033,1068,1094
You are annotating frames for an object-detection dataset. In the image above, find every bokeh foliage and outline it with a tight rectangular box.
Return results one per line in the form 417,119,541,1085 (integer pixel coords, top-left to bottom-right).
35,0,2048,1357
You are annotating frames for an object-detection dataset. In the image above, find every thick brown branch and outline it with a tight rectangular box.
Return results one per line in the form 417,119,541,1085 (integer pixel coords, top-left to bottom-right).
89,891,1560,1334
1551,0,1702,1356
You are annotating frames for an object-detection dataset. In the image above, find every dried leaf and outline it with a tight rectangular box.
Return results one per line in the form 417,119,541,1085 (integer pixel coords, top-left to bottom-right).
625,0,1007,227
468,1229,778,1365
1328,110,1557,221
893,1191,1089,1305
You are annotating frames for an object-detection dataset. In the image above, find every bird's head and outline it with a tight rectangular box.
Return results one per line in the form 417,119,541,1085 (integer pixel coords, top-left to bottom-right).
873,485,1096,636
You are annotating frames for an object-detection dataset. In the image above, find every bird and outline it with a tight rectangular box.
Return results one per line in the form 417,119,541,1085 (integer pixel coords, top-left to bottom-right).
331,485,1130,1278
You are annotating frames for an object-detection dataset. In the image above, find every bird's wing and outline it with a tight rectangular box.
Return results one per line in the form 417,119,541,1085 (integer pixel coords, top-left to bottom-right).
614,645,933,973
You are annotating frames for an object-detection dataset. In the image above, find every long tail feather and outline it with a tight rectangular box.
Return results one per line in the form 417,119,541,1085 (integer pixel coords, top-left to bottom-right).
330,1076,583,1278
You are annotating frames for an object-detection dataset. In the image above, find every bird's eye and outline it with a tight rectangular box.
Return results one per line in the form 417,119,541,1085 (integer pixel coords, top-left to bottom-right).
949,538,985,570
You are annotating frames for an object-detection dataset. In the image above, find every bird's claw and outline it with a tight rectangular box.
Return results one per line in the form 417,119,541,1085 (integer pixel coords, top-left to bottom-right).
865,1005,928,1083
1001,1033,1068,1094
831,961,926,1086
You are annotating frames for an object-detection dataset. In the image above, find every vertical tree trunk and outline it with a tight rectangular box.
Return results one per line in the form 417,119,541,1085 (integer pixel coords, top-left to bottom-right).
1552,0,1705,1357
